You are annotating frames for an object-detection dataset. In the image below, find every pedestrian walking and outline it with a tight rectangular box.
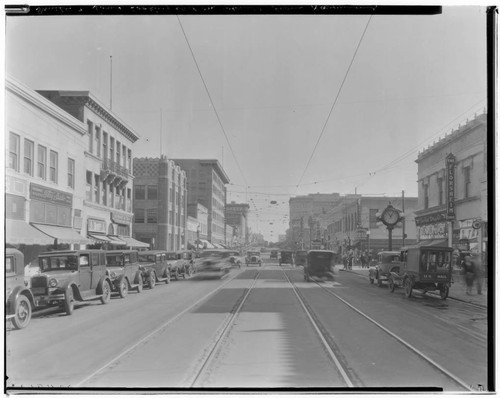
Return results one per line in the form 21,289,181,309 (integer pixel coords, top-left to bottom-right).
472,255,483,295
462,255,475,295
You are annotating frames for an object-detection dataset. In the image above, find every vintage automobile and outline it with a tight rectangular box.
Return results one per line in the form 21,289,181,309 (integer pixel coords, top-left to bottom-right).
388,245,453,299
170,251,195,280
368,251,401,286
270,250,279,259
195,249,233,276
6,248,34,329
31,250,112,315
279,250,294,266
246,250,262,267
105,250,144,297
304,250,336,282
226,250,244,268
295,250,308,267
137,250,172,288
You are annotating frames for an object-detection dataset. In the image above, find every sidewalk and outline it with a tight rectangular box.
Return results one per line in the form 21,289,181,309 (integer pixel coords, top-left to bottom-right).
337,265,488,308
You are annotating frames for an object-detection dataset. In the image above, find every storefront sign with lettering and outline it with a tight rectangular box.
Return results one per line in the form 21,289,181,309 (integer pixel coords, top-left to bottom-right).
446,154,456,218
111,211,133,225
417,222,448,240
30,183,72,207
415,211,448,226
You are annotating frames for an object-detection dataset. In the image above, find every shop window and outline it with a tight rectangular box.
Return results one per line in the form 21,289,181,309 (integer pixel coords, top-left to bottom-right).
37,145,47,179
24,139,34,176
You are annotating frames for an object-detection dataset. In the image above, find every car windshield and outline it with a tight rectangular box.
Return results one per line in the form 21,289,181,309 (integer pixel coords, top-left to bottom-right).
381,254,399,263
421,250,452,272
39,255,79,271
106,254,124,267
138,254,157,263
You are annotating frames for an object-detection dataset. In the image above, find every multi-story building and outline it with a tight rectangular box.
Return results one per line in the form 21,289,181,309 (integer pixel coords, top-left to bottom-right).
225,224,234,247
6,78,146,263
173,159,230,245
225,202,250,245
36,88,145,249
326,195,418,255
414,112,487,263
133,156,187,251
187,203,209,241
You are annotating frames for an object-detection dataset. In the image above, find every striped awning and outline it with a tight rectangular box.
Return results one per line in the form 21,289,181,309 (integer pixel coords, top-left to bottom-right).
6,219,55,245
32,223,91,245
119,236,150,248
107,235,127,245
88,233,112,242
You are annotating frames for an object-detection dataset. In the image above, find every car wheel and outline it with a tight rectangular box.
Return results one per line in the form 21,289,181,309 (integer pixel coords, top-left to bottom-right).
404,278,413,298
119,279,128,298
136,277,143,293
100,280,111,304
439,284,449,300
388,277,396,293
64,288,74,315
12,295,32,329
149,272,156,289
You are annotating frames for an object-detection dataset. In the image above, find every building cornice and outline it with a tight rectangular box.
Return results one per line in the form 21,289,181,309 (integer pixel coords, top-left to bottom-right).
6,77,87,136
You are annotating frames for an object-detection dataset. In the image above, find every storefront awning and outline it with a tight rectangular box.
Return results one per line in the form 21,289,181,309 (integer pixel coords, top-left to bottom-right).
416,239,449,247
196,239,215,249
119,236,150,248
6,219,55,245
88,233,112,242
32,223,91,244
107,235,127,245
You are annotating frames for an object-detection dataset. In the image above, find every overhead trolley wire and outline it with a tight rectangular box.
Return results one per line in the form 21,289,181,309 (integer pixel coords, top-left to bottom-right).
177,16,248,187
294,14,373,193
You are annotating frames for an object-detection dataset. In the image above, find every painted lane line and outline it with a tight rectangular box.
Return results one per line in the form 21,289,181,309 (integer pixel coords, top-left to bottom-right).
282,270,354,388
74,268,249,387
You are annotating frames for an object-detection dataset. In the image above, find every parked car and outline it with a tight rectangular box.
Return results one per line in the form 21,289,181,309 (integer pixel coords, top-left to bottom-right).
246,251,262,266
368,251,400,286
137,250,172,288
105,250,144,297
31,250,112,315
170,251,195,280
24,259,41,288
6,248,34,329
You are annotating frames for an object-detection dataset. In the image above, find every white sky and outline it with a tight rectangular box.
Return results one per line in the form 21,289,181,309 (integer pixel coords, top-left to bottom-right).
4,6,488,241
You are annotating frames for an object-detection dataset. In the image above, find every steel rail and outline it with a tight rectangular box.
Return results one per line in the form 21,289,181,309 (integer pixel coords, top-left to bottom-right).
188,270,261,387
294,271,473,391
74,267,248,388
281,269,354,387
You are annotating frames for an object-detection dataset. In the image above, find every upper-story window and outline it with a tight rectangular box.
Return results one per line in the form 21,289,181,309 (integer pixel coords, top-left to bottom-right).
49,150,58,183
37,145,47,179
110,137,115,161
437,177,444,206
464,166,471,198
68,158,75,188
95,126,101,157
8,132,20,171
147,185,158,200
127,149,132,172
116,140,121,165
135,185,146,200
24,139,34,176
423,183,429,209
87,121,94,153
122,144,126,169
102,132,108,160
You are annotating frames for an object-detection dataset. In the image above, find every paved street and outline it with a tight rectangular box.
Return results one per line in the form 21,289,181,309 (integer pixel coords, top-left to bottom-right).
7,257,487,391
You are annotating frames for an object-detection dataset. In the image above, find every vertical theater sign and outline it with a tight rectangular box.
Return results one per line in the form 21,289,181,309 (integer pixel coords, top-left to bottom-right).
446,153,456,247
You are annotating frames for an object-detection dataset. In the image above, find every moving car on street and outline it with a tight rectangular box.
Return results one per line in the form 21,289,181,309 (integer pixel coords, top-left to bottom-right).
105,250,144,297
226,250,244,268
388,245,453,299
295,250,308,267
304,250,336,282
31,250,112,315
6,248,34,329
195,250,233,277
369,251,400,286
246,250,262,267
279,250,294,266
171,251,195,280
138,250,172,288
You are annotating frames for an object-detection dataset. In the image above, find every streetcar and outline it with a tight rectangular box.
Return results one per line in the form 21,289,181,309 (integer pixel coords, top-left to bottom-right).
387,245,453,299
279,250,294,266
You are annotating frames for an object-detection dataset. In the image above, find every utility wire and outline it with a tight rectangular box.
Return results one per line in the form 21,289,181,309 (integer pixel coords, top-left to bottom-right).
294,14,373,193
176,16,248,187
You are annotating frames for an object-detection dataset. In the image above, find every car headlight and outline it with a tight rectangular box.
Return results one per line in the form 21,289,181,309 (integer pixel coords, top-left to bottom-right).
110,271,116,278
48,278,58,288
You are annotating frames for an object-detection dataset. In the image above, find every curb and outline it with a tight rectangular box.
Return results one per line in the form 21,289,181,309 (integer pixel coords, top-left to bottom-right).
342,268,487,309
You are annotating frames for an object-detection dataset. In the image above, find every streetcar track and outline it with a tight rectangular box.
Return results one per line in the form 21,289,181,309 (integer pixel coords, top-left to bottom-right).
285,269,472,391
74,267,249,387
187,270,261,387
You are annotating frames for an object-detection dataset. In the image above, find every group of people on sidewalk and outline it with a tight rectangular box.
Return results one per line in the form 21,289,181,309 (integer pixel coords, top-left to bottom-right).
342,249,372,270
461,255,483,295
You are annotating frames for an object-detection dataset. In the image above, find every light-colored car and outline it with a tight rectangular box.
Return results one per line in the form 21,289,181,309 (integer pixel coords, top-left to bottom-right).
246,251,262,267
369,251,401,286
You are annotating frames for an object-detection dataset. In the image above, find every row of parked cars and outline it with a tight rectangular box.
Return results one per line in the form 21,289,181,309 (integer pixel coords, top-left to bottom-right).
6,247,230,330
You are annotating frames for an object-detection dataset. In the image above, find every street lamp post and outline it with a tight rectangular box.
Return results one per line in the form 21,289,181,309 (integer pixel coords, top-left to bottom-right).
366,230,371,256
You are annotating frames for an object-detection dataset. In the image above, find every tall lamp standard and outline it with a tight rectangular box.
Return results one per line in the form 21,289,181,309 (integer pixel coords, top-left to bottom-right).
366,230,371,257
